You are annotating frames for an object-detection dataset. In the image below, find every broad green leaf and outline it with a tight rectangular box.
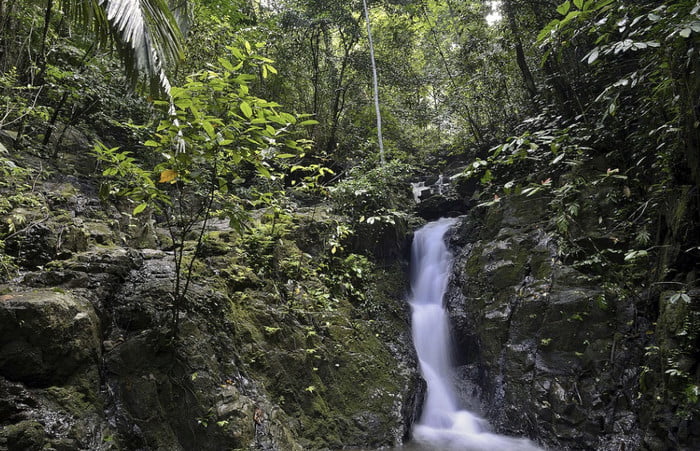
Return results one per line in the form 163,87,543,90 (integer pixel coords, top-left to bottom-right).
133,202,148,215
280,113,296,124
557,1,571,16
573,0,583,8
229,46,244,60
174,98,192,109
537,20,559,43
252,55,274,63
218,58,235,71
240,101,253,118
202,120,215,138
257,164,271,178
560,10,582,27
268,115,286,125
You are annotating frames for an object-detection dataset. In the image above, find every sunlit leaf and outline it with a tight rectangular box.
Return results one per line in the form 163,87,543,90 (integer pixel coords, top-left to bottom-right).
240,101,253,118
133,202,148,215
557,1,571,16
159,169,178,183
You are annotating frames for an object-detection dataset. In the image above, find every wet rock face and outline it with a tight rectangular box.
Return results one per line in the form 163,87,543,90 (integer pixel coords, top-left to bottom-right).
0,290,101,386
1,226,420,450
0,290,112,451
445,198,648,450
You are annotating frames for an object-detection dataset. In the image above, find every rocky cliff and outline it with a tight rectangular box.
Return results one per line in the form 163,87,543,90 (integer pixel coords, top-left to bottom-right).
444,196,700,450
0,159,420,450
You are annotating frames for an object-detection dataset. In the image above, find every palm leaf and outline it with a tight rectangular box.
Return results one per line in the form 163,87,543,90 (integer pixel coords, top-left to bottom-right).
58,0,184,95
100,0,184,95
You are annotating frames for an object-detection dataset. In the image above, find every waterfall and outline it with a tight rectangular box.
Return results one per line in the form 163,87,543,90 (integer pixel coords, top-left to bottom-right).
408,218,541,451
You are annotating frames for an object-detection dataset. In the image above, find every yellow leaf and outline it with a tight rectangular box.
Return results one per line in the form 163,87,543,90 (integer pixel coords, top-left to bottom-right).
159,169,178,183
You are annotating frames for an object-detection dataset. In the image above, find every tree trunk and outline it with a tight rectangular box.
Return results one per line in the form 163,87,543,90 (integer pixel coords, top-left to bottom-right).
362,0,385,166
503,0,537,100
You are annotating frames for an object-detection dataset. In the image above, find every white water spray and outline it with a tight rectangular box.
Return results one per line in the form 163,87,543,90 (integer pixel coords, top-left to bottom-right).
408,218,541,451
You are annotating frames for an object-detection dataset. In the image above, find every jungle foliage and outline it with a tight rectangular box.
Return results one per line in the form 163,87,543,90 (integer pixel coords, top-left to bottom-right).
0,0,698,438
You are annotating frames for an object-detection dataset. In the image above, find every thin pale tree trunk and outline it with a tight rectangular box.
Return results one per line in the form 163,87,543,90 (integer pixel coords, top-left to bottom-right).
362,0,384,166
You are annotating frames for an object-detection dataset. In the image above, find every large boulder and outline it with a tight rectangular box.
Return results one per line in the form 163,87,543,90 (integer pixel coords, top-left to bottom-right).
0,289,101,386
0,289,113,451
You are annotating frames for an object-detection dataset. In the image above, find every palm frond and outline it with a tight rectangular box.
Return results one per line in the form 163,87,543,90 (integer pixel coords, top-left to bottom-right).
100,0,184,95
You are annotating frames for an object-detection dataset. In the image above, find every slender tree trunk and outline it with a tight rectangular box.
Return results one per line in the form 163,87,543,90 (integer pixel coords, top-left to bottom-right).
503,0,537,100
362,0,385,166
39,0,53,64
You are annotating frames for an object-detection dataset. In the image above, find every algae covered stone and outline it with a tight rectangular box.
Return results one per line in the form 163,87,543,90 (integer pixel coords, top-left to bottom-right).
0,289,101,386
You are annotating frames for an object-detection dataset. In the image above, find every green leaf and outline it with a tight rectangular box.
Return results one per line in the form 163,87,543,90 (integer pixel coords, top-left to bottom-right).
537,19,560,44
202,120,215,138
133,203,148,215
560,10,582,27
257,164,271,178
557,1,571,16
573,0,583,9
218,58,236,71
240,101,253,118
229,46,244,60
280,113,297,124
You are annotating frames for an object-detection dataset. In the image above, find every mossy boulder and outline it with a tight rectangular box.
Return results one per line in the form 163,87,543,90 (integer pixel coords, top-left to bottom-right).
0,289,101,386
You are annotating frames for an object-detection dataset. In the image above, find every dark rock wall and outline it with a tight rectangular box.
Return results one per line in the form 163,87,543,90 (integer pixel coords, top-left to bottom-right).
0,178,420,450
444,197,699,450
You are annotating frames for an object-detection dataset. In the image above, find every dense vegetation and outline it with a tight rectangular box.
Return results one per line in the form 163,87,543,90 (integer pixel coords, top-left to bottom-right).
0,0,698,448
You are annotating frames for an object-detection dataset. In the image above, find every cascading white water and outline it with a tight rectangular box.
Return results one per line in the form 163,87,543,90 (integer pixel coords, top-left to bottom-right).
408,218,542,451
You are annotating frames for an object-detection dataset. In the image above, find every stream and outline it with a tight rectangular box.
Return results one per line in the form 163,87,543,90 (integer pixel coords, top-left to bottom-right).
407,218,542,451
